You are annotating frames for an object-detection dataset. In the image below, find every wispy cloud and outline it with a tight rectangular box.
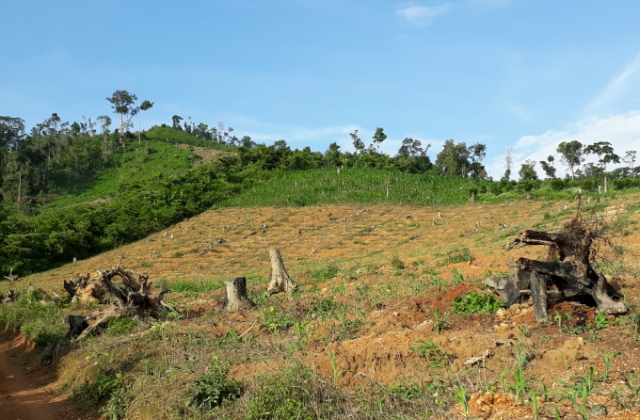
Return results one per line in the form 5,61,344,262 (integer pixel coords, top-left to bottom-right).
484,111,640,179
588,52,640,112
396,3,452,26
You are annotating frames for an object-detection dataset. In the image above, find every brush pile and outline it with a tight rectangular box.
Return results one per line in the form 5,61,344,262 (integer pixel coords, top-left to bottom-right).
63,267,173,340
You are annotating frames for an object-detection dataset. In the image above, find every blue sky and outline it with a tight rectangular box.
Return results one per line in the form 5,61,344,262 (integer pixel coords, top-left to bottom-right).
2,0,640,177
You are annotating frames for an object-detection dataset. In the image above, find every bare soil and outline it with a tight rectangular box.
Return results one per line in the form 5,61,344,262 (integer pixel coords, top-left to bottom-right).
0,332,93,420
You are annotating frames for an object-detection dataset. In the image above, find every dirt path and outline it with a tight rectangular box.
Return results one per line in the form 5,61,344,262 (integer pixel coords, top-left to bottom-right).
0,333,90,420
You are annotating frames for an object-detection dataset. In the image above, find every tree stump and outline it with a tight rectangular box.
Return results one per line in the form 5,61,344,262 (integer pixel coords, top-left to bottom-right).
223,277,256,312
486,214,626,320
267,249,298,295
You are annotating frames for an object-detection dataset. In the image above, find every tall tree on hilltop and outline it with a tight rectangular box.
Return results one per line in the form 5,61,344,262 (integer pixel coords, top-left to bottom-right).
435,139,470,176
584,141,620,173
350,130,364,154
372,127,387,152
539,155,557,179
502,148,513,181
106,90,153,148
519,159,538,181
556,140,584,181
0,116,26,204
622,150,637,176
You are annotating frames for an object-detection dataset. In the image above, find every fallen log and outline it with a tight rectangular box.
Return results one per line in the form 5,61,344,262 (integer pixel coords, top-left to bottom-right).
486,213,625,320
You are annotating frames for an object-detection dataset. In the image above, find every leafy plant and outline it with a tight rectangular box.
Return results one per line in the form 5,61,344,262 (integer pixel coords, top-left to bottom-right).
106,317,138,336
450,293,505,315
260,306,293,333
410,339,453,368
186,360,243,411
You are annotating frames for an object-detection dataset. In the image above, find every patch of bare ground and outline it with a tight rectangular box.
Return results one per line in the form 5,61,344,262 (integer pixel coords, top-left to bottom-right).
176,144,226,165
0,332,96,420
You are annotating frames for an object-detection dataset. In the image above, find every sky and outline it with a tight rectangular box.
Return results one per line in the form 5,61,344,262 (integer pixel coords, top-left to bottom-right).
2,0,640,178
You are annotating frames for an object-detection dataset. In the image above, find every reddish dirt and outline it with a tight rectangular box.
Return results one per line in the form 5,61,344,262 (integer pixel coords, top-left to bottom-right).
0,333,92,420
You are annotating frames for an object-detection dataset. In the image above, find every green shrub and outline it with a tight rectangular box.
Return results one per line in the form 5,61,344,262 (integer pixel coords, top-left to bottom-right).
311,264,339,280
308,298,339,319
450,293,505,314
260,306,293,333
550,178,565,191
187,361,243,411
245,362,344,420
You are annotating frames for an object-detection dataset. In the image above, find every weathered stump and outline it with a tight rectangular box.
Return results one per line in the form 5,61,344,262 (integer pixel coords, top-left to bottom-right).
267,249,298,295
223,277,256,312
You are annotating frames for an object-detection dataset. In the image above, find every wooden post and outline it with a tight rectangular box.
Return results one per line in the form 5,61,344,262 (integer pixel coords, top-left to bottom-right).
223,277,255,312
267,249,298,295
604,177,607,193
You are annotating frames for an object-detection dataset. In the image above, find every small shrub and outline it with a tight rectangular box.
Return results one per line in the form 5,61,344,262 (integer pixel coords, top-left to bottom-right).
308,298,339,319
550,178,565,191
450,293,505,314
410,339,453,368
260,306,293,333
390,256,406,270
312,264,339,280
172,251,184,258
446,247,473,264
187,361,243,411
244,361,344,420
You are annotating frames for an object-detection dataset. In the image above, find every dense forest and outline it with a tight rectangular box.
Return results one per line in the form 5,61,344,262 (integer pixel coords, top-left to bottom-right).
1,90,639,275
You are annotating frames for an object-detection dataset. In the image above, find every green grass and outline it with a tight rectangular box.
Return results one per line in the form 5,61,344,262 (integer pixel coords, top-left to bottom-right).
45,141,198,209
450,292,505,314
219,168,480,207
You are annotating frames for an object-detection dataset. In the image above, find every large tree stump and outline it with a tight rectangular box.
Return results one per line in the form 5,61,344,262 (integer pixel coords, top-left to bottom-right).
223,277,256,312
486,214,625,320
267,249,298,295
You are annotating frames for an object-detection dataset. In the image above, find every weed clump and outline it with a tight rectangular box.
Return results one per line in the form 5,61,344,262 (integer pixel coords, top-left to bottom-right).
450,292,505,315
186,360,243,411
243,362,345,420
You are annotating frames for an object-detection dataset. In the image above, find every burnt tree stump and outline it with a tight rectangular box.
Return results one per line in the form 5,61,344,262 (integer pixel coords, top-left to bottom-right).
267,249,298,295
486,214,625,320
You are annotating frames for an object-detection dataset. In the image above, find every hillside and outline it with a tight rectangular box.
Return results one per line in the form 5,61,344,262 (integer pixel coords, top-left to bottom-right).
3,194,640,419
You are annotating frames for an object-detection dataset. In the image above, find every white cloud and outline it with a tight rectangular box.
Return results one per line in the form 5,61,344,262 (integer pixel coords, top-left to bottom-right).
588,52,640,112
396,4,451,26
485,111,640,179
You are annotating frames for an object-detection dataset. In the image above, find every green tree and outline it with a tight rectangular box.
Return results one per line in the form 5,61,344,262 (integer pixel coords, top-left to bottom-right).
518,159,538,181
584,141,619,173
0,116,26,204
106,90,153,147
622,150,637,176
435,139,470,176
372,127,387,152
556,140,584,180
350,130,364,154
172,115,183,130
539,155,556,179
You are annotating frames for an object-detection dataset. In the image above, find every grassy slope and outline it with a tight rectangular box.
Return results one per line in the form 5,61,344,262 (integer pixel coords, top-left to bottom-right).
220,168,479,207
45,141,198,209
4,193,640,419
